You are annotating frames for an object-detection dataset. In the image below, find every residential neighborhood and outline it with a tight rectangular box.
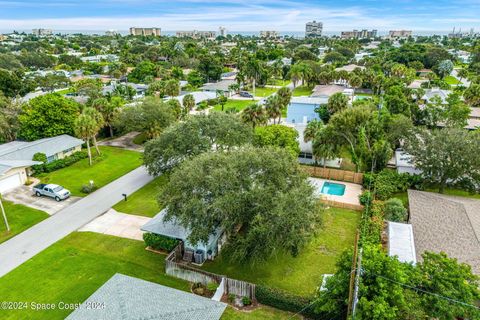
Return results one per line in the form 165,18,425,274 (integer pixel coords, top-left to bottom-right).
0,2,480,319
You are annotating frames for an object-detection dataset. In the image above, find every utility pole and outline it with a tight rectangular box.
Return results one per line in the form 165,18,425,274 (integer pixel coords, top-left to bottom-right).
0,195,10,232
351,248,363,319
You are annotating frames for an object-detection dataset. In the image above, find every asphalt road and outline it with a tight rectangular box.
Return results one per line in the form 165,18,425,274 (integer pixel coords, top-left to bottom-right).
0,166,153,278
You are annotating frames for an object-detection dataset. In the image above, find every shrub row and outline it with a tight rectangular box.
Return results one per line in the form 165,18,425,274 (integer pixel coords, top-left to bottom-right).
360,200,385,245
143,232,179,252
363,169,422,200
32,151,88,174
256,285,319,319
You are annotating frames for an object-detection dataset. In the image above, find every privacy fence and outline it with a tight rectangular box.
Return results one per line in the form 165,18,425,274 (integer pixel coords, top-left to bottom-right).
301,166,364,184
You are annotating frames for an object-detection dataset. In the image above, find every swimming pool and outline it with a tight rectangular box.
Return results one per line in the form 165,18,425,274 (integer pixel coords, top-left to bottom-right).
321,182,346,196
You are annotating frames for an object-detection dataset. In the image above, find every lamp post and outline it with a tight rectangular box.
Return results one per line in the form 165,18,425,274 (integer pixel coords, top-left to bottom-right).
0,195,10,232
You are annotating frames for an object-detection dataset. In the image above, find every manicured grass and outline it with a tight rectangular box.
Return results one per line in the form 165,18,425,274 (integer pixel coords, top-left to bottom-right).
37,146,142,196
202,207,360,296
214,99,255,112
249,87,278,97
444,75,461,85
0,200,49,244
113,175,168,217
221,306,301,319
0,232,190,320
267,79,291,86
393,187,480,208
292,86,313,96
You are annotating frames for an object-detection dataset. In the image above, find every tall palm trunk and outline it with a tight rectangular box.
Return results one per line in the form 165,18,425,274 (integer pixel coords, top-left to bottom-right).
92,135,101,156
86,139,92,166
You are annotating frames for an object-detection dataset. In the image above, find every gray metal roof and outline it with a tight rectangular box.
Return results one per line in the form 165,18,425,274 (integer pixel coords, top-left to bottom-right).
66,274,227,320
0,160,41,175
409,190,480,274
200,79,235,92
141,209,220,246
0,135,83,161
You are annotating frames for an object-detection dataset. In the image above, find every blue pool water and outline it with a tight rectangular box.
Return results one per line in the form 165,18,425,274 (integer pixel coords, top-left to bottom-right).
321,182,346,196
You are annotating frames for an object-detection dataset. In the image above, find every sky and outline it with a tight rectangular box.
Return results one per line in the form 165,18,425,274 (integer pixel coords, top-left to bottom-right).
0,0,479,33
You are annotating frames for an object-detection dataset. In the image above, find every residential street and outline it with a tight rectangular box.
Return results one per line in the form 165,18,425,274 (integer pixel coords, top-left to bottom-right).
0,166,153,278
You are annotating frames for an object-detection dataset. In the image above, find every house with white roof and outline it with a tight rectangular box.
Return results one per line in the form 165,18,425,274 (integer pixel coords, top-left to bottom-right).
0,135,83,193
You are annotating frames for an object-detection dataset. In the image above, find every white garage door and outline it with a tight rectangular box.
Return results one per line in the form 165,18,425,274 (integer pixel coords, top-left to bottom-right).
0,173,22,194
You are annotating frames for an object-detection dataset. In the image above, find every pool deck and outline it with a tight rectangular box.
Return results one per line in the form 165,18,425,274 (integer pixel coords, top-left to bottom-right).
308,177,363,208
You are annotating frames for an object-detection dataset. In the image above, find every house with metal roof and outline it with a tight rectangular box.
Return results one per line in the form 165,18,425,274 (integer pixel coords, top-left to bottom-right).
199,79,236,97
0,135,83,193
141,209,224,263
409,190,480,274
66,274,227,320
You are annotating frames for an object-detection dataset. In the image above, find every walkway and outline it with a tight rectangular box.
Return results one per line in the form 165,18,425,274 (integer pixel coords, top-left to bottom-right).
79,209,150,241
0,166,153,277
99,132,143,151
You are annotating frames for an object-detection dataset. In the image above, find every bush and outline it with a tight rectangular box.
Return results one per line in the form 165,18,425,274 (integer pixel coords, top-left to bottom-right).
384,198,407,222
361,200,385,245
359,190,372,206
364,169,421,200
206,282,219,292
81,182,98,194
143,232,179,252
256,285,318,318
242,296,252,306
228,293,236,303
32,151,88,175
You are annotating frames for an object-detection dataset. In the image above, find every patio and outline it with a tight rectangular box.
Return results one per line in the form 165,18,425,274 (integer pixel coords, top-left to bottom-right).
308,177,363,208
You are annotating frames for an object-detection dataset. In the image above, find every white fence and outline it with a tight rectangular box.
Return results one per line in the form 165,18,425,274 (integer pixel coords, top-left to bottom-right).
212,278,225,301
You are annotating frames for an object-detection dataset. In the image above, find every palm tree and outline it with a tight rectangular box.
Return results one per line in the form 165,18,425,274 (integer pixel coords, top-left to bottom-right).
74,113,97,166
241,103,267,128
264,95,282,124
304,120,338,171
182,94,195,115
83,107,104,156
303,119,323,143
289,64,303,88
276,87,292,120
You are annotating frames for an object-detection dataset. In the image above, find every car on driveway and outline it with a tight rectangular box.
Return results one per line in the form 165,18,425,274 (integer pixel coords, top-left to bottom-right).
33,184,71,201
239,91,254,98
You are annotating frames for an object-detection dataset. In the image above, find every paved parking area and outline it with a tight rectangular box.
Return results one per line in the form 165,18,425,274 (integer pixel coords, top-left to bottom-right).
3,186,81,215
79,209,150,241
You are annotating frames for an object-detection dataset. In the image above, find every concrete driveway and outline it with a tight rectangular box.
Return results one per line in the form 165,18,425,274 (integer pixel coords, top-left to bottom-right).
3,185,81,215
79,209,150,241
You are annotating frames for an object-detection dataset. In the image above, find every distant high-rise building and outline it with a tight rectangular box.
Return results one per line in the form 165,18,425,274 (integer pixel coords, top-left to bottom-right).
105,29,119,36
219,26,227,37
176,30,216,39
129,27,161,36
305,21,323,37
341,29,377,39
259,31,279,39
388,30,412,38
32,28,53,36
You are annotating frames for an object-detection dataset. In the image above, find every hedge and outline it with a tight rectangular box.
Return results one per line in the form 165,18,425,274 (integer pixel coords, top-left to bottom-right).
256,285,320,319
363,169,422,200
33,151,88,174
360,200,385,245
143,232,179,252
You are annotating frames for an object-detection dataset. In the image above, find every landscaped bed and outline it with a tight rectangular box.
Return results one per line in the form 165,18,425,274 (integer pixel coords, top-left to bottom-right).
0,201,49,244
202,207,361,296
113,175,168,217
37,146,142,196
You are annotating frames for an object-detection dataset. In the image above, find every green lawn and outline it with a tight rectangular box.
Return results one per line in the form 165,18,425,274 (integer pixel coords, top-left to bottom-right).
37,146,142,196
249,87,278,97
214,99,255,112
292,86,313,96
0,232,190,320
0,200,49,244
221,306,301,320
266,79,291,86
113,175,168,217
0,232,299,320
393,187,480,208
202,207,360,296
444,75,461,85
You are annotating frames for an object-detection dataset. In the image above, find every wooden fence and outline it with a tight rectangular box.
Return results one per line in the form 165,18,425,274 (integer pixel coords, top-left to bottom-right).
320,198,364,211
164,243,256,300
301,166,364,184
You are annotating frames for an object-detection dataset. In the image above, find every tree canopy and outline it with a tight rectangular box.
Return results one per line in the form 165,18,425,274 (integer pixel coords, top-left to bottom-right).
253,124,300,158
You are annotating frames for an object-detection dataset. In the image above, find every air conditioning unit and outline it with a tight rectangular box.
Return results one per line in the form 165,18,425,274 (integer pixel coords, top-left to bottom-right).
194,250,205,264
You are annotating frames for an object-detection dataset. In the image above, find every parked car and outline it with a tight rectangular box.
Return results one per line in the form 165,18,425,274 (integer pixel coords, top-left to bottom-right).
239,91,254,98
33,184,70,201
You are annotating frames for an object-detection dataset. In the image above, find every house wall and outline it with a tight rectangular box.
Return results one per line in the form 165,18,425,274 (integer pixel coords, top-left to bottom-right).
397,166,423,175
48,145,82,163
286,103,320,124
0,167,28,191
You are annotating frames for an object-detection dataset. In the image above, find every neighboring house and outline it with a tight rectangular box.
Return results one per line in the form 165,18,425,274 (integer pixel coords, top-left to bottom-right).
409,190,480,274
310,84,348,98
286,96,327,124
199,79,236,97
0,135,83,193
141,209,225,263
335,64,365,73
80,54,119,63
387,221,417,264
167,91,217,107
467,108,480,130
421,88,452,104
220,71,237,80
407,79,428,89
392,149,422,175
66,274,227,320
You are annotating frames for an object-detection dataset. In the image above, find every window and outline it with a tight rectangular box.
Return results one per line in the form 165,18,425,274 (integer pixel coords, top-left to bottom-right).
63,147,75,153
46,155,58,163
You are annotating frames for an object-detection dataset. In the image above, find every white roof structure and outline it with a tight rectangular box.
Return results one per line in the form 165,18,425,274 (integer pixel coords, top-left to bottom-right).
168,91,216,106
290,96,328,105
388,221,417,264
